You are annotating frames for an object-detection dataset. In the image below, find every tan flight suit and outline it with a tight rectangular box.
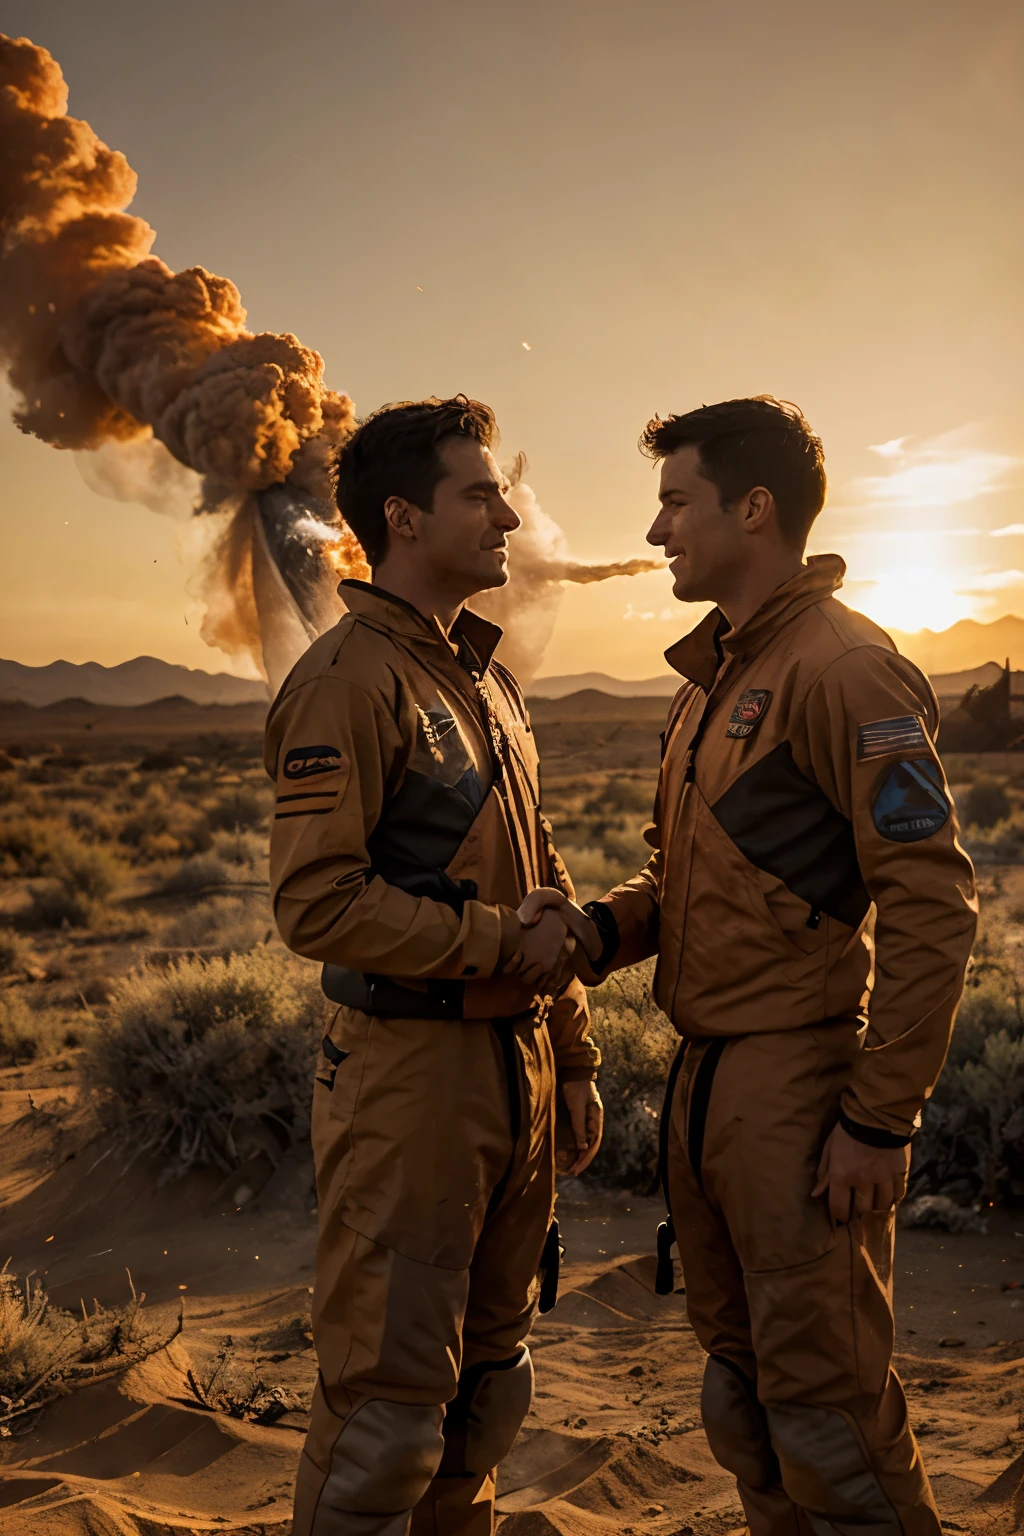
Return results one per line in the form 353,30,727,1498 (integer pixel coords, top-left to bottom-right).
590,555,977,1536
264,580,598,1536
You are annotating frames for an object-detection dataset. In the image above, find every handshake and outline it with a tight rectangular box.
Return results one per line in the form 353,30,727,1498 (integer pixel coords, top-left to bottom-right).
505,887,604,992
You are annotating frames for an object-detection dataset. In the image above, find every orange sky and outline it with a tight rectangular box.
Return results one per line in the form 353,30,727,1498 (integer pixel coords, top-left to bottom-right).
1,0,1022,678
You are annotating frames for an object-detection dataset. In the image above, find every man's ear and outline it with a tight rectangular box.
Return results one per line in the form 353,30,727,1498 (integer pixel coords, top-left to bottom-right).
383,496,417,542
742,485,776,534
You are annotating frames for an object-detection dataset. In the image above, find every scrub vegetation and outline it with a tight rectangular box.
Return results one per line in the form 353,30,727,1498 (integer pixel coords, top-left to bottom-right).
0,727,1022,1205
0,1261,176,1432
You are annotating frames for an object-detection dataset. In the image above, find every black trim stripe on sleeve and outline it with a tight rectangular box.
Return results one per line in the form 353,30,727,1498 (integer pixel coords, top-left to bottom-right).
839,1109,912,1149
276,790,340,804
274,807,336,820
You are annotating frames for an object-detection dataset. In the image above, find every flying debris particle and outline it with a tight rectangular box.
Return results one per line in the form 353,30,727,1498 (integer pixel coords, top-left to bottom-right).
522,341,532,351
416,286,423,292
45,1235,54,1243
178,1284,187,1290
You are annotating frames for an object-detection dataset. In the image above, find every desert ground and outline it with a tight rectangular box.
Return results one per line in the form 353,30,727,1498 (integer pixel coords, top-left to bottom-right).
3,692,1024,1535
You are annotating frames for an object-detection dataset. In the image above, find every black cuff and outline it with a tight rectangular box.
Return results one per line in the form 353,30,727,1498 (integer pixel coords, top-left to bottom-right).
839,1110,912,1150
581,901,620,973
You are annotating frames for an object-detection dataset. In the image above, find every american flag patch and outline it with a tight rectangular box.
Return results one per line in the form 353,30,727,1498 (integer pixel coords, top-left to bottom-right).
857,715,928,762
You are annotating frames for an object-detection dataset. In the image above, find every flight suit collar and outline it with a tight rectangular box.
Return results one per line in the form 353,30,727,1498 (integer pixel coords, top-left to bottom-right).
339,579,504,670
664,554,846,689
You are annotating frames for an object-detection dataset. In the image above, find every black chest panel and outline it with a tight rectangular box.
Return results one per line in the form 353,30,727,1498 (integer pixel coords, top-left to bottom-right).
367,764,486,906
710,740,869,928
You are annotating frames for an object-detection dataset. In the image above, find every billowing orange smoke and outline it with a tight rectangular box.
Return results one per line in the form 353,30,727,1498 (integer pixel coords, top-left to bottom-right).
0,31,357,507
0,32,663,690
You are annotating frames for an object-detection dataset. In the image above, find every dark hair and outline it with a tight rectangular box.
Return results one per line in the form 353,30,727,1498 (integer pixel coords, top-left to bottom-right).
333,395,497,566
639,395,826,549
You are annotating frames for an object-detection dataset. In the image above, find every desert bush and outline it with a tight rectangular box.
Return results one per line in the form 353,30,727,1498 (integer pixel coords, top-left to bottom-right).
209,828,267,871
0,1263,173,1431
117,782,213,861
0,928,41,979
0,995,82,1066
50,838,125,901
583,778,654,816
962,812,1024,865
588,960,678,1189
207,784,270,833
964,776,1012,829
0,814,60,877
160,896,273,955
23,837,127,930
159,850,241,895
83,947,327,1174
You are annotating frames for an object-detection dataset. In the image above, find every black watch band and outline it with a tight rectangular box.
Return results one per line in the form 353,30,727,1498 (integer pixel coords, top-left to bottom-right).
581,901,621,973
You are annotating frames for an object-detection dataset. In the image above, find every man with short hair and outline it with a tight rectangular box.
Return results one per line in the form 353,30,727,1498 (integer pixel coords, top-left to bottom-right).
265,396,602,1536
530,396,977,1534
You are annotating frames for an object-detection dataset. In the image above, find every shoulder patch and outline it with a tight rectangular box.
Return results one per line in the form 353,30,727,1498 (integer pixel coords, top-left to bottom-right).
872,758,950,843
283,744,346,780
857,715,928,761
726,688,772,739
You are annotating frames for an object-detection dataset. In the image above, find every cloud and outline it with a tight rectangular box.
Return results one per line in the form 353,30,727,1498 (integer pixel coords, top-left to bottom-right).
957,569,1024,593
623,603,679,623
991,524,1024,538
853,426,1020,511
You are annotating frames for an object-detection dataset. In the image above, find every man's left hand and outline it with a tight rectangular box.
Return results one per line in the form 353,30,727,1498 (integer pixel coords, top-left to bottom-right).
813,1121,910,1224
558,1079,603,1176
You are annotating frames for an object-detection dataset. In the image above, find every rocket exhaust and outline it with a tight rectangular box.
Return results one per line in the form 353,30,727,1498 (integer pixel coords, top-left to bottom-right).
0,32,663,692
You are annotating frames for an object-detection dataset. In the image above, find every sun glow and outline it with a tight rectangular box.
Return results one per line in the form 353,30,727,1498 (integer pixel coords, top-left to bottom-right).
849,567,976,634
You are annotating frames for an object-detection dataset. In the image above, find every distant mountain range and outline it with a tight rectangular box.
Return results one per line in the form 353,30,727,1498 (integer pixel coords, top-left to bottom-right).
889,616,1024,673
7,612,1024,710
533,617,1024,699
0,657,268,708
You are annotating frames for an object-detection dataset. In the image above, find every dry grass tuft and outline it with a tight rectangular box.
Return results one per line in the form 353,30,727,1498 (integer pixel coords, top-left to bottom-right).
83,947,327,1175
588,960,678,1190
0,1262,179,1435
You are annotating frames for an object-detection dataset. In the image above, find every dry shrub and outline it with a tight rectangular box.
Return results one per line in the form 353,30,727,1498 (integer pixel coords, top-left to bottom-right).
0,928,42,979
83,948,327,1175
161,895,273,955
588,960,679,1189
209,828,267,871
0,1263,175,1434
0,814,61,877
24,837,127,930
0,996,85,1067
159,850,242,895
118,782,212,861
912,905,1024,1204
964,776,1013,830
207,784,271,833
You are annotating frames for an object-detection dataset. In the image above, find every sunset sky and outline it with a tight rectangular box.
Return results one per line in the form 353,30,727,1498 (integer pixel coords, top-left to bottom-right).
1,0,1022,679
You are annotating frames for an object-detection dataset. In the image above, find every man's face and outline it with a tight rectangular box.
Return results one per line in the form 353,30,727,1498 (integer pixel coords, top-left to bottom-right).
414,436,521,597
646,445,746,603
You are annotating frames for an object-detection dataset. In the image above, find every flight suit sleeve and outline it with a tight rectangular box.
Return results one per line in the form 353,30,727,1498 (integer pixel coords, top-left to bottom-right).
539,813,601,1078
804,646,978,1143
265,674,522,978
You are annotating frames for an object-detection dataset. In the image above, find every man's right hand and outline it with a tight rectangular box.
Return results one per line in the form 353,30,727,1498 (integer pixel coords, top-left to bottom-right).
505,906,575,988
517,887,604,982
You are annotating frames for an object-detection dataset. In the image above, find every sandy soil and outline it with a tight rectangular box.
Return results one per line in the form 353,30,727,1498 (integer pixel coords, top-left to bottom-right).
4,1066,1024,1536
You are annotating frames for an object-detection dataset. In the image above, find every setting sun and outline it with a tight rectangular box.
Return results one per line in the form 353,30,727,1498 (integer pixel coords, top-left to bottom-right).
849,566,976,634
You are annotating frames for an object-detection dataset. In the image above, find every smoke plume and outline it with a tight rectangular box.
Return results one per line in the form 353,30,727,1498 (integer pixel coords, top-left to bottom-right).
0,32,661,690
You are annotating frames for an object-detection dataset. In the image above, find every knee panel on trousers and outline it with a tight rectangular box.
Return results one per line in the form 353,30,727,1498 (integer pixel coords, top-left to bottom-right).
315,1399,445,1522
700,1356,781,1493
765,1402,901,1534
439,1348,535,1478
